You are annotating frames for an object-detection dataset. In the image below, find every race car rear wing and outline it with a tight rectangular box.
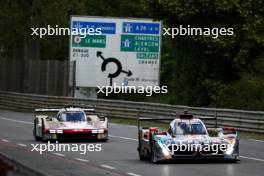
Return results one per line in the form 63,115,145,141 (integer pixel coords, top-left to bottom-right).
137,117,176,131
34,108,95,112
137,114,218,131
34,107,96,118
35,109,61,112
33,109,59,118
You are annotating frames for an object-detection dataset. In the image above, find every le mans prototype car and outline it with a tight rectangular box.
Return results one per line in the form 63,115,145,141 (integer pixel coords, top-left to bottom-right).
33,106,108,141
137,113,239,163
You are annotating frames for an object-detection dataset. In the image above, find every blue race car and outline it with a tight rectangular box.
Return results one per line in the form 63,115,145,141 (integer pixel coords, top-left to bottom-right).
137,113,239,163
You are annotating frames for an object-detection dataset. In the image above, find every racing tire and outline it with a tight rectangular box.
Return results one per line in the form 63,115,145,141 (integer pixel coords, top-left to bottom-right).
97,133,108,142
33,119,41,141
139,151,148,161
138,133,148,161
138,146,148,161
232,159,238,163
100,139,108,142
228,156,239,163
40,119,46,142
223,158,239,163
150,142,158,163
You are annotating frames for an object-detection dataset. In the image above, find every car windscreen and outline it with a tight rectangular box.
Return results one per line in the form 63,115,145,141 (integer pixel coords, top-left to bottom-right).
173,121,207,135
60,112,86,122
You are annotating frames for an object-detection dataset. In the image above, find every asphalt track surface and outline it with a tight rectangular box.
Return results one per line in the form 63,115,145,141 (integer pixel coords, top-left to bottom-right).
0,110,263,176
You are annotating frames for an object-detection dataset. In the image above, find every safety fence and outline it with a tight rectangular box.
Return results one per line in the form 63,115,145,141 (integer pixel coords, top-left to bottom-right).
0,91,263,133
0,59,70,96
0,152,45,176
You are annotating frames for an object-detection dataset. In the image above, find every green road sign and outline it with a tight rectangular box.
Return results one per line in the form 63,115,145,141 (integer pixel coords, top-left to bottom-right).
72,35,106,48
136,53,159,59
120,35,159,53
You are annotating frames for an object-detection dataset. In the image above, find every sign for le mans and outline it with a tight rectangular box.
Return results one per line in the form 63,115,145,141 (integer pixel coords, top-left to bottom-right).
70,16,162,87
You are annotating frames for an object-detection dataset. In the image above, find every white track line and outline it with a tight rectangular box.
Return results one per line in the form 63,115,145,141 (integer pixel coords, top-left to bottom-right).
2,116,264,163
240,156,264,162
53,153,65,157
0,116,139,142
127,172,142,176
109,135,137,141
1,139,10,142
100,164,116,170
109,123,136,128
75,158,89,162
17,143,27,147
249,139,264,142
0,116,33,124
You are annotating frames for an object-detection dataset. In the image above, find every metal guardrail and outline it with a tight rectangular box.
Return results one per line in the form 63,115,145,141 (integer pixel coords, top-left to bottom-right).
0,152,46,176
0,91,263,133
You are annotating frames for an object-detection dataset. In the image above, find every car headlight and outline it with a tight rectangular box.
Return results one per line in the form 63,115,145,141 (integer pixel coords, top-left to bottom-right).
49,129,63,134
158,142,170,156
49,129,56,133
225,143,234,155
56,129,63,134
92,129,104,133
98,129,104,133
162,147,170,156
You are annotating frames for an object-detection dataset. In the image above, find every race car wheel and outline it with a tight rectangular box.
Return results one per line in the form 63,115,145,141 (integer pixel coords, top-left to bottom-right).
40,119,46,141
100,138,108,142
34,119,41,141
138,147,148,161
97,132,108,142
150,142,158,163
138,141,148,161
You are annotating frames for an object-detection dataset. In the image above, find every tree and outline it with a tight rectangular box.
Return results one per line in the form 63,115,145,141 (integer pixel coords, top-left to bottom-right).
141,0,264,109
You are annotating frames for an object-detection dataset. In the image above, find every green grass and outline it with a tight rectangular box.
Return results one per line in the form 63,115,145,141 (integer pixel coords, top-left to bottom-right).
110,117,169,129
109,117,264,140
238,132,264,140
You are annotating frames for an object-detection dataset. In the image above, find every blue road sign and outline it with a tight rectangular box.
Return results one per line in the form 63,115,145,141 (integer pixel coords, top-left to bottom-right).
72,21,116,34
122,22,160,34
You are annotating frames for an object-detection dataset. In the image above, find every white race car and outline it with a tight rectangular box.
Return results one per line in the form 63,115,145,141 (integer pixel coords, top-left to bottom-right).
138,113,239,163
33,106,108,141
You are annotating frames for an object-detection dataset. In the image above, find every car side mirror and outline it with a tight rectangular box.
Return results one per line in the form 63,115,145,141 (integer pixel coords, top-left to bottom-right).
99,115,106,121
207,129,218,137
168,128,172,134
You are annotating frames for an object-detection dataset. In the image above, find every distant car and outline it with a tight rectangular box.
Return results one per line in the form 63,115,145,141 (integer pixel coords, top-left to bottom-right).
137,114,239,163
33,106,108,141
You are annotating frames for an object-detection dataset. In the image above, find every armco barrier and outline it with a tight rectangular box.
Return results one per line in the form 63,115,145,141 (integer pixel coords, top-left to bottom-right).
0,91,263,133
0,152,46,176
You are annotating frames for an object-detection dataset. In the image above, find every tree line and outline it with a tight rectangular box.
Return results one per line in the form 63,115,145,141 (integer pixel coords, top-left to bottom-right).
0,0,263,110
